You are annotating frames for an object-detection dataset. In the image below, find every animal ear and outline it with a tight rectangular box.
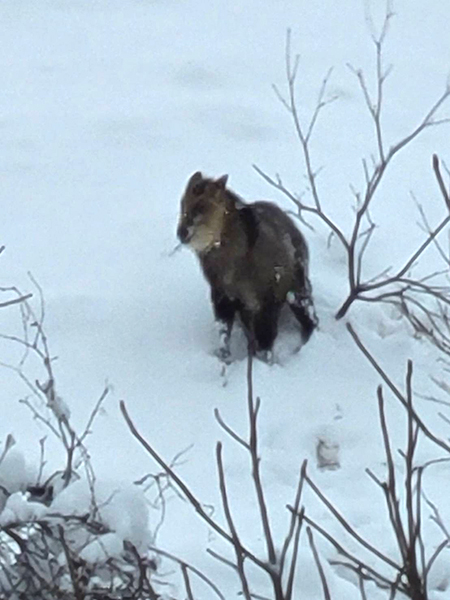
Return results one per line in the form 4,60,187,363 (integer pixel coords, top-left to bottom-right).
188,171,207,196
216,174,228,189
188,171,203,186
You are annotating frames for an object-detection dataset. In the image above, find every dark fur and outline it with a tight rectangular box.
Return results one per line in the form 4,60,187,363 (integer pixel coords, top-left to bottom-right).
177,172,317,355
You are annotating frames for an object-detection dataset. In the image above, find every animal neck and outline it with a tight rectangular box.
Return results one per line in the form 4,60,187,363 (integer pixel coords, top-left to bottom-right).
221,192,259,251
211,209,252,259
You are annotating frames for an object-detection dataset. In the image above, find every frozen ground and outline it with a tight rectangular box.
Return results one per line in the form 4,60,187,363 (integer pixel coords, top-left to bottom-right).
0,1,450,598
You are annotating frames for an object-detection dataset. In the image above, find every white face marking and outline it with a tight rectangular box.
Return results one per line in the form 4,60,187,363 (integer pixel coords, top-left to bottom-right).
187,225,216,253
184,202,227,253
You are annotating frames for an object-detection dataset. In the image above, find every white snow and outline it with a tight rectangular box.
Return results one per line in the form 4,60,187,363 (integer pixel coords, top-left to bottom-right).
0,448,32,496
0,491,46,527
0,0,450,597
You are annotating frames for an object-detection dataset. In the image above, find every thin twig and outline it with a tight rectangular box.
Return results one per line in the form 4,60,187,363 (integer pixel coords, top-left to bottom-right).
246,349,277,567
305,471,400,569
181,564,195,600
307,527,331,600
216,442,252,600
214,408,249,450
285,507,304,600
148,546,226,600
347,323,450,454
58,525,83,600
279,460,307,577
120,400,268,573
0,293,33,308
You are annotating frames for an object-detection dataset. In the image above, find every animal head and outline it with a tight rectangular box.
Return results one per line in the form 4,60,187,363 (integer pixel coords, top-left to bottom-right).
177,172,230,253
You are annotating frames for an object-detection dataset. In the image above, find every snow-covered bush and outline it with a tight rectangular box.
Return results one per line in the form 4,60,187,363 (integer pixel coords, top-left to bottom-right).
0,281,165,599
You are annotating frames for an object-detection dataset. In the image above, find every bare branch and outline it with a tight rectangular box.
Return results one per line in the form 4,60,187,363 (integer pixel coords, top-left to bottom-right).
433,154,450,210
389,88,450,158
58,525,84,600
246,351,277,567
149,546,226,600
216,442,252,600
279,460,307,577
214,408,249,450
120,400,268,573
347,323,450,454
375,388,408,561
299,514,402,591
181,564,195,600
0,293,33,309
305,471,400,569
307,527,331,600
284,507,304,600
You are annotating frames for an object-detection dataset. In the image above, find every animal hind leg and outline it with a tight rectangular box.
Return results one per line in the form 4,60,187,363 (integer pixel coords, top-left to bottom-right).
288,262,318,344
287,289,318,344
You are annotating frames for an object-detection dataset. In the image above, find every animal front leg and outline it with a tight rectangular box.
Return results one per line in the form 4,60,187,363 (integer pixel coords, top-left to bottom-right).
216,320,233,364
240,302,281,358
211,290,238,363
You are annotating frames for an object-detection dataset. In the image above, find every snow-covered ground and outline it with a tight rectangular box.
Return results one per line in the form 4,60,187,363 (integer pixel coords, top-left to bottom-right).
1,1,450,598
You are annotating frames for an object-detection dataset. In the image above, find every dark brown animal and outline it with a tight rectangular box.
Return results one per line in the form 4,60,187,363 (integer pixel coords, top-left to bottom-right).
177,172,317,358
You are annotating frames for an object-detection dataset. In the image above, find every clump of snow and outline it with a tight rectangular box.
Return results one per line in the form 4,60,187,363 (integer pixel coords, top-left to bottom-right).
99,485,151,551
80,532,123,564
0,491,46,526
0,448,29,495
47,393,71,422
48,477,151,553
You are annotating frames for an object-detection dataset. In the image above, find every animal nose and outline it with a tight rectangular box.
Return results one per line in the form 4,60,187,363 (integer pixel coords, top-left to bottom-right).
177,223,190,243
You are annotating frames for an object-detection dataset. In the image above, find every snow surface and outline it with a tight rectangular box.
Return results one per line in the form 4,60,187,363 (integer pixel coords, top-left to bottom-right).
1,0,450,598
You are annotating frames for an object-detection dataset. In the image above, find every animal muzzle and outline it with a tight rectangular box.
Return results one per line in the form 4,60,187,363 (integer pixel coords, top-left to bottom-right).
177,221,193,244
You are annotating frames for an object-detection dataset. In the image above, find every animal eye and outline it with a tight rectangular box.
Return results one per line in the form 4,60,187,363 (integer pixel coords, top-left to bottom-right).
192,182,206,196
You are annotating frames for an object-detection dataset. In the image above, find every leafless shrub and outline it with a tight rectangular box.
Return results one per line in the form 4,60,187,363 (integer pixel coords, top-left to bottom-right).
0,274,108,494
0,274,186,599
254,5,450,335
121,321,450,600
281,325,450,600
122,346,315,600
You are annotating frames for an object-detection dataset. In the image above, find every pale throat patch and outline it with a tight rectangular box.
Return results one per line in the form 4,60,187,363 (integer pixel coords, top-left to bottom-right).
188,226,218,252
188,205,226,253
